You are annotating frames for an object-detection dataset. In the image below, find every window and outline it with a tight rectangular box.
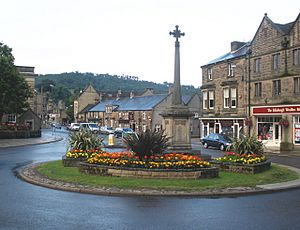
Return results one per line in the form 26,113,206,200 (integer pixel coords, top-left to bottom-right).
273,80,281,96
194,112,199,118
272,53,280,70
254,58,261,73
202,91,208,109
294,77,300,94
105,105,113,113
209,91,214,109
142,112,146,120
228,63,235,77
231,88,237,108
254,82,262,97
208,68,212,80
8,114,16,123
223,87,237,108
223,88,229,108
293,49,300,66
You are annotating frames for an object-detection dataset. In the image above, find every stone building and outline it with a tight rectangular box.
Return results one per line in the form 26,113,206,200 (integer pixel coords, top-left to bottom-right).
200,13,300,151
250,13,300,150
73,84,100,122
83,89,201,137
200,42,249,139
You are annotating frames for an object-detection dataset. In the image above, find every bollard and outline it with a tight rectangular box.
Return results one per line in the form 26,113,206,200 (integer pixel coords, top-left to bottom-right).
108,134,114,146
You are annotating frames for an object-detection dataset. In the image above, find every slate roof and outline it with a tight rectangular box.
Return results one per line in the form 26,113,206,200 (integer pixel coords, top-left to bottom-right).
89,95,167,112
203,42,250,67
274,22,294,35
78,104,96,114
88,94,195,112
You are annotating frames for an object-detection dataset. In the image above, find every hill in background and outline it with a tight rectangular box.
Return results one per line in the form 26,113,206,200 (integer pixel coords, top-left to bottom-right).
36,72,199,95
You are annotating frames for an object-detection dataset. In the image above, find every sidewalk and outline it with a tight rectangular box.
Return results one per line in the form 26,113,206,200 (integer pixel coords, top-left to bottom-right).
0,132,63,148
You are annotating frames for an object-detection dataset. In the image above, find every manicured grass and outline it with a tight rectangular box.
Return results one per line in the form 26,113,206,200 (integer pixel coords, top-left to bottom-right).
36,160,299,191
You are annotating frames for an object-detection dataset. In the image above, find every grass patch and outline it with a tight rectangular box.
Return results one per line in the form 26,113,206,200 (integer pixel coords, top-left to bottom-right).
36,161,299,191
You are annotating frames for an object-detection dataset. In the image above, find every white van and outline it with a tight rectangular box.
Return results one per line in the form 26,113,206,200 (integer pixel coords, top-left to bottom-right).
79,123,100,133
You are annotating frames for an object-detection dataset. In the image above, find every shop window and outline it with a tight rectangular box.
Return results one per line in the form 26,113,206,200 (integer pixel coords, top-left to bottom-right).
294,116,300,144
273,80,281,96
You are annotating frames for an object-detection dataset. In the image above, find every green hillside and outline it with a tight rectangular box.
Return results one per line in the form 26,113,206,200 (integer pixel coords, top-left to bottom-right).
36,72,199,95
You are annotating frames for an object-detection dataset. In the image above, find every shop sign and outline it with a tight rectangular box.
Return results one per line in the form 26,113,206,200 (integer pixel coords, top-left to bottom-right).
253,105,300,114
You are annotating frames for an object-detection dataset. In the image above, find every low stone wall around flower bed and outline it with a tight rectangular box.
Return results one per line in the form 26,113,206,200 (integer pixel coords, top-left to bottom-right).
62,156,87,167
0,130,41,139
210,160,271,174
78,163,219,179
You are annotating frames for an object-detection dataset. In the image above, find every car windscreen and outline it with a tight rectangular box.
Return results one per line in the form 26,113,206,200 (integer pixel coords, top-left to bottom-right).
89,124,98,128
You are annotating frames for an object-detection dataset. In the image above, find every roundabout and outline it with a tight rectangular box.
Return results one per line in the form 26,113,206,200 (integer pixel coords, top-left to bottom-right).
2,130,300,229
17,160,300,197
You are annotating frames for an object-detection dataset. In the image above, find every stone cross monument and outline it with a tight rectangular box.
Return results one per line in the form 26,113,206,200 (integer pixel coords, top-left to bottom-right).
161,25,192,150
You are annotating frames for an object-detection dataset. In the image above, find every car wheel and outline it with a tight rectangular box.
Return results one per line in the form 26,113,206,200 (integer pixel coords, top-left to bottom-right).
220,144,225,151
203,142,208,148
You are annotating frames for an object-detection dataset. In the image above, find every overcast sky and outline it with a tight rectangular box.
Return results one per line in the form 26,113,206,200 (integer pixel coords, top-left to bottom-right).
1,0,299,87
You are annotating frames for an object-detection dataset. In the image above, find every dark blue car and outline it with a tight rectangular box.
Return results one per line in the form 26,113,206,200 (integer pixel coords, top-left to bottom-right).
201,133,232,151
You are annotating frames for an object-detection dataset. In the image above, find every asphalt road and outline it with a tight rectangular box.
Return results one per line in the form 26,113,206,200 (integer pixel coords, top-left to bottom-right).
1,130,300,230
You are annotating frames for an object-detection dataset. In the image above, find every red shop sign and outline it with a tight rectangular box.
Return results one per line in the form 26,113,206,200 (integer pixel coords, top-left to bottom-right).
253,105,300,114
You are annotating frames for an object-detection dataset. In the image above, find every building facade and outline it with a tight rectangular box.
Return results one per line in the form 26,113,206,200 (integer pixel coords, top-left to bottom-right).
200,13,300,151
83,89,201,137
250,13,300,150
200,42,249,139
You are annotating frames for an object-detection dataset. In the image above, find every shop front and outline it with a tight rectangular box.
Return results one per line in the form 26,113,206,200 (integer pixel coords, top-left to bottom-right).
252,105,300,150
200,118,245,139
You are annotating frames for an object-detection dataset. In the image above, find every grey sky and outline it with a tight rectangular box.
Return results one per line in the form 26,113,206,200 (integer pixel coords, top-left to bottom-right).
1,0,299,87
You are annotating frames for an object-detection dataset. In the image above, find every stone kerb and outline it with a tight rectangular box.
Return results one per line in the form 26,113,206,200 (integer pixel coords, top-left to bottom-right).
210,160,271,174
62,155,87,167
79,163,219,179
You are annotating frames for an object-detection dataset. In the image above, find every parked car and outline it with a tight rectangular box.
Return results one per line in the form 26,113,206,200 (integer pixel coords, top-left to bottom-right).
114,127,134,138
79,123,100,133
51,122,62,129
100,126,114,134
201,133,232,151
68,123,80,131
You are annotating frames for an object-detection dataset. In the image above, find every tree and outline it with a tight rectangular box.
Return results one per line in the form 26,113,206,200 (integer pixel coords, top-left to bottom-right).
0,42,32,121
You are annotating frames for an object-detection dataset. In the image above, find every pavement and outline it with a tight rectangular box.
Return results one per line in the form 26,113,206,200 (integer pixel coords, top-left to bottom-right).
2,133,300,197
0,131,64,148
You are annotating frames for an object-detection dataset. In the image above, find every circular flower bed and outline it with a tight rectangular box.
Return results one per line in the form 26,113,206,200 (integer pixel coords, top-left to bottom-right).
66,149,104,159
215,151,267,165
86,151,211,170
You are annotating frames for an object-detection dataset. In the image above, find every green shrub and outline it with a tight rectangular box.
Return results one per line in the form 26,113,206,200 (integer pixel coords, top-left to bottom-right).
68,128,102,150
123,129,169,159
230,135,264,155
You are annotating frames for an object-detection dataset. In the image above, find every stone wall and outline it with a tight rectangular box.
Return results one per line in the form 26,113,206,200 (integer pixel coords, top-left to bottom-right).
79,163,219,179
211,160,271,174
0,130,41,139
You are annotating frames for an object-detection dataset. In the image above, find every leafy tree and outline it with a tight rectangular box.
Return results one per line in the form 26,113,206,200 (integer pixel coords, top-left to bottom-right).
50,86,71,104
0,42,32,121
